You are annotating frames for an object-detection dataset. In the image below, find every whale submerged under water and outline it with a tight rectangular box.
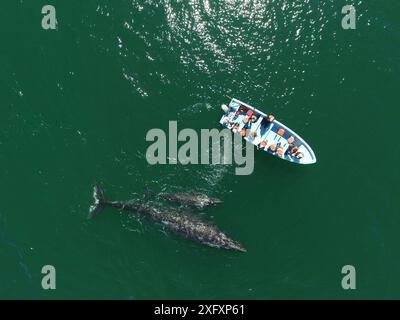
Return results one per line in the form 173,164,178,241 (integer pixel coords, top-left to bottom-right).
88,185,246,252
146,187,223,209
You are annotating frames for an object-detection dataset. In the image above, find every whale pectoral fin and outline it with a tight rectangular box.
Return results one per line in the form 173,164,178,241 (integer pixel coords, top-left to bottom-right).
143,184,157,201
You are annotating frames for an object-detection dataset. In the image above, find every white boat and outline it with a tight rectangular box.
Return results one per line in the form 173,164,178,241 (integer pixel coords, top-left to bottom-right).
219,97,317,165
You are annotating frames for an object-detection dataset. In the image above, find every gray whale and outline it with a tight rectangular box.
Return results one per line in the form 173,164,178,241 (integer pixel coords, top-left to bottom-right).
88,185,246,252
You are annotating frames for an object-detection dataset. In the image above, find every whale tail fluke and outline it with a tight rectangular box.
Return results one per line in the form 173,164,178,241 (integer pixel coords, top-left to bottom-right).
87,184,106,219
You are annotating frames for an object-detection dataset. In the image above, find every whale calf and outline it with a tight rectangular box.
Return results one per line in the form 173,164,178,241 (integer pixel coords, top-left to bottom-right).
157,192,223,209
88,185,245,252
146,187,223,209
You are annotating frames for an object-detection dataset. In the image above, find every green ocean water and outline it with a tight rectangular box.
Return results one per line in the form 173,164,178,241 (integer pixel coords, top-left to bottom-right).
0,0,399,299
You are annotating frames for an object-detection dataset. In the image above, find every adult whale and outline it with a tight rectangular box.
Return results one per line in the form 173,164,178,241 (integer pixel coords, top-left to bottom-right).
88,185,246,252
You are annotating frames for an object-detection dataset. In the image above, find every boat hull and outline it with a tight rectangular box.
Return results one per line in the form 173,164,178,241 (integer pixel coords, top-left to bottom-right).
219,98,317,164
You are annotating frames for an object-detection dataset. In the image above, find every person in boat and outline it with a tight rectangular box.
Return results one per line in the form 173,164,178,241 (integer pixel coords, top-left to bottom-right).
231,123,240,133
240,128,247,137
286,144,299,156
276,143,284,157
248,130,257,141
259,114,275,135
249,114,258,127
243,114,258,130
233,105,248,120
261,115,274,126
269,144,276,153
266,114,275,123
239,105,248,114
294,152,304,159
257,140,267,150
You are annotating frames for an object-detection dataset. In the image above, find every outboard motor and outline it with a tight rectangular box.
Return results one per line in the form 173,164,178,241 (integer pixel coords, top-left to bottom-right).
221,104,230,113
